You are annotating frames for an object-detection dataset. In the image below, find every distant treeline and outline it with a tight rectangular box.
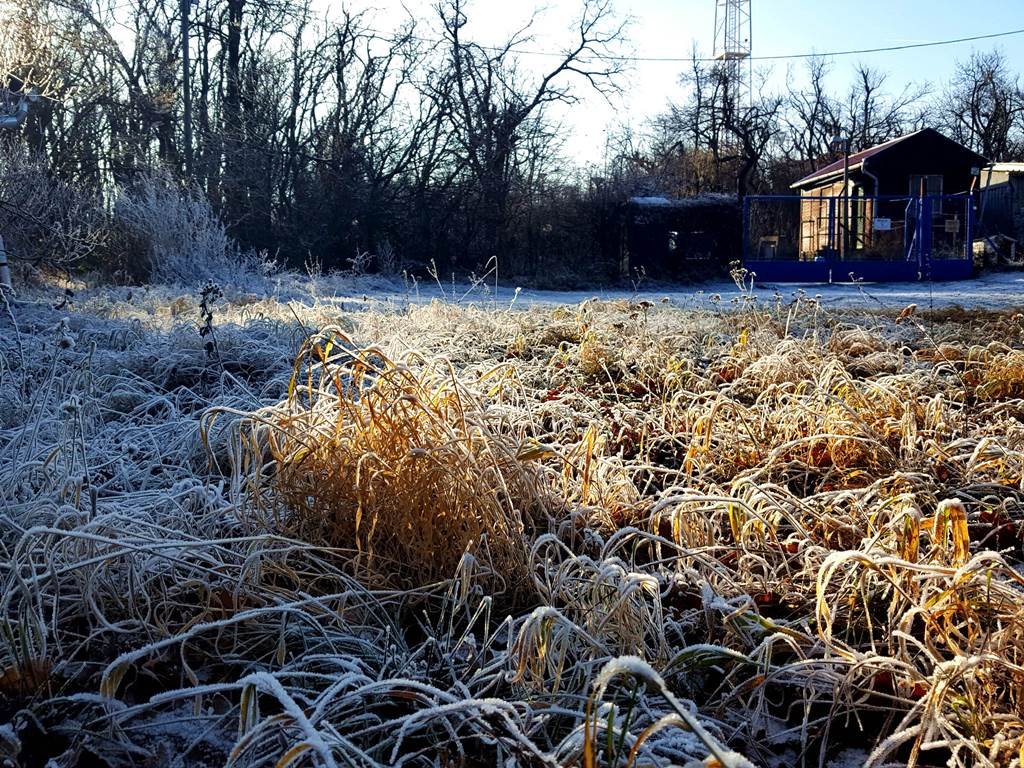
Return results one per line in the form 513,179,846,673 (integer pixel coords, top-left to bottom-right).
2,0,1022,282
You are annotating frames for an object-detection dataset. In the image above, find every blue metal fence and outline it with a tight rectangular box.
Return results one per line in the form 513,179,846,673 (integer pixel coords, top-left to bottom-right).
742,193,975,283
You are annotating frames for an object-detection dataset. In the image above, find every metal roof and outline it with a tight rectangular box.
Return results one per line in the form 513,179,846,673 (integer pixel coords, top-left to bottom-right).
790,128,987,190
986,163,1024,173
626,193,737,208
790,130,928,189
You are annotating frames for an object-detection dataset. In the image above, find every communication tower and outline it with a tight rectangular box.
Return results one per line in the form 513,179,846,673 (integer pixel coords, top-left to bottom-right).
713,0,752,113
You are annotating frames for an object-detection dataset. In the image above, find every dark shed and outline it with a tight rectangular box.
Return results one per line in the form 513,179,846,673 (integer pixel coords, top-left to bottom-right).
621,194,740,278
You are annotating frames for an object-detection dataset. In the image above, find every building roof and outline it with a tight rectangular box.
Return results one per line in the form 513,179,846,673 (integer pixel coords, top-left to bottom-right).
626,193,737,208
791,131,927,189
986,163,1024,173
790,128,987,190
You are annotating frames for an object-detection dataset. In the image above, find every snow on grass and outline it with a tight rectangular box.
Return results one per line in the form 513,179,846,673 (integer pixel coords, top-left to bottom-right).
3,272,1024,766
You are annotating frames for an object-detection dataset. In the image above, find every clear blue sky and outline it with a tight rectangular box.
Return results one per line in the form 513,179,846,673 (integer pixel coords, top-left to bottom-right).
323,0,1024,165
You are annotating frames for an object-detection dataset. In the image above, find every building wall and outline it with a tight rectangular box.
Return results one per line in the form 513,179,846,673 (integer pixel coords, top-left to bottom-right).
868,134,981,197
980,174,1024,242
799,180,876,259
800,181,841,258
1017,177,1024,241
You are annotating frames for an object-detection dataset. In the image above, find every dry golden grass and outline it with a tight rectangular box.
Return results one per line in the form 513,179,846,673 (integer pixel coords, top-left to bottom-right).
9,286,1024,768
220,327,550,590
209,298,1024,763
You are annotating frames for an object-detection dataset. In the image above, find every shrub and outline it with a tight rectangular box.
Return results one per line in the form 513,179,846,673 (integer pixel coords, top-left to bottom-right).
0,143,105,272
113,169,272,286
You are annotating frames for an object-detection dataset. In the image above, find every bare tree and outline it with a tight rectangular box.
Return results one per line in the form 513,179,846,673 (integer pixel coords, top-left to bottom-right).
782,57,841,173
725,84,784,197
655,54,782,197
435,0,625,267
298,11,431,261
843,64,926,150
940,49,1024,161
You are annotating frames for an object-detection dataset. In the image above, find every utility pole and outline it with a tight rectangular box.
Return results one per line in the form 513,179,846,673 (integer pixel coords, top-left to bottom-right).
180,0,193,176
831,134,851,259
842,145,850,258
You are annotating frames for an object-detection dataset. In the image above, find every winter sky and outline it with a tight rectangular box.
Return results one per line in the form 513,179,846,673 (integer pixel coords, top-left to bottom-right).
314,0,1024,168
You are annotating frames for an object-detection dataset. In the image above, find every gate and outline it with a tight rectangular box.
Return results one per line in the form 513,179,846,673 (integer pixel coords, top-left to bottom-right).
742,193,975,282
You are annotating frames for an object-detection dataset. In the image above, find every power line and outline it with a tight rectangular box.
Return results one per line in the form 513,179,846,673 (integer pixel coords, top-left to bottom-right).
732,27,1024,63
5,13,1023,110
31,0,1024,65
418,25,1024,63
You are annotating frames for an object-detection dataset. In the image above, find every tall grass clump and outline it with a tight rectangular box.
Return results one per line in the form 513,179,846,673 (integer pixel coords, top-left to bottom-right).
217,328,551,590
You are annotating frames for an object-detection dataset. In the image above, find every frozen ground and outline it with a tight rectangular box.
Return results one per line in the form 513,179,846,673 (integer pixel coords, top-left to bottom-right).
522,270,1024,311
23,267,1024,320
3,269,1024,767
260,269,1024,313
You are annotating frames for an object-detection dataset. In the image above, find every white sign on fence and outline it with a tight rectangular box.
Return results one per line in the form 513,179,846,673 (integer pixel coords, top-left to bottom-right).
873,217,892,231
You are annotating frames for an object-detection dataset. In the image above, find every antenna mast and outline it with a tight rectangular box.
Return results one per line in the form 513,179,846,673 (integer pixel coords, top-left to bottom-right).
712,0,752,113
